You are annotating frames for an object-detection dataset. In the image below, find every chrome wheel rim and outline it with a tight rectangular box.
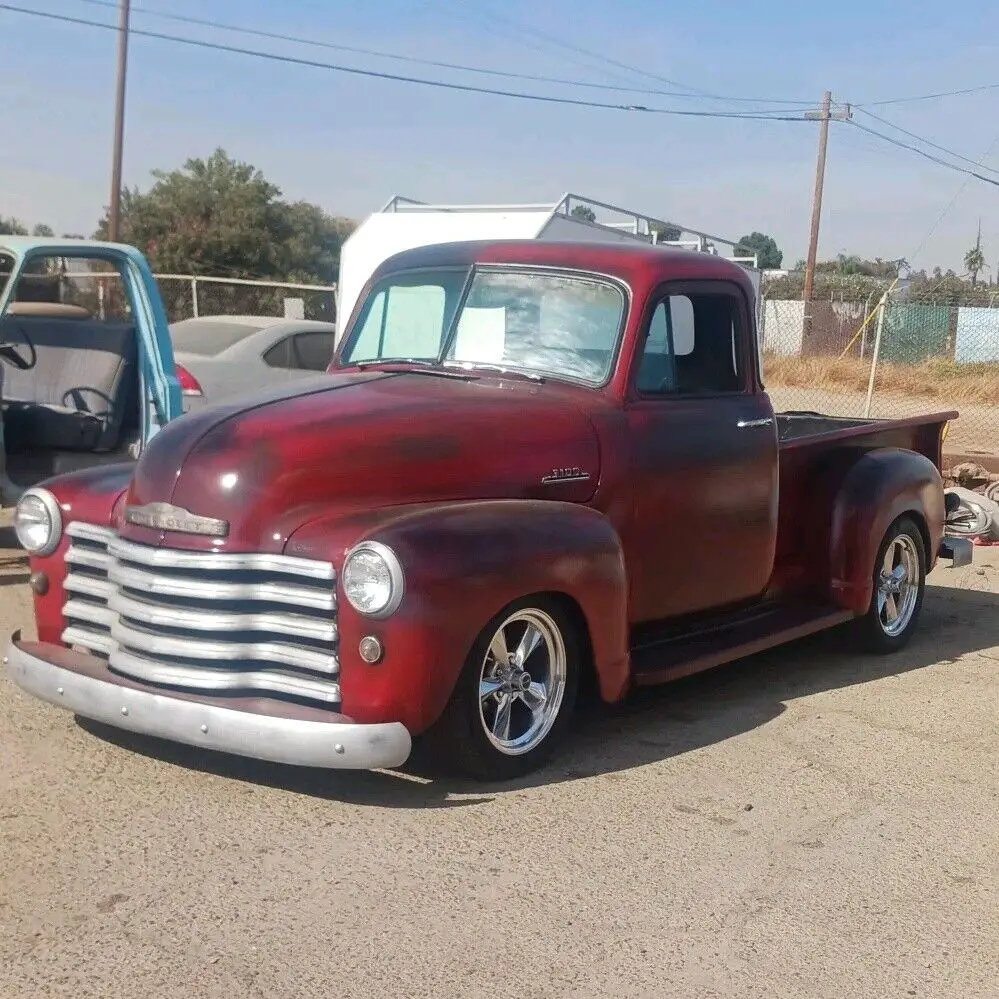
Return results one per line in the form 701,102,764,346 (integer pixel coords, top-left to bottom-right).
877,534,921,637
478,608,567,756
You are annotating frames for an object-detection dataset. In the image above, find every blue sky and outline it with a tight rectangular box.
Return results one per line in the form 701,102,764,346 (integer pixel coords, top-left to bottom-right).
1,0,998,272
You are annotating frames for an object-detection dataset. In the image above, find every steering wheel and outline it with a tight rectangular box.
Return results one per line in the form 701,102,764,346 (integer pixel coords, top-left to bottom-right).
0,322,37,371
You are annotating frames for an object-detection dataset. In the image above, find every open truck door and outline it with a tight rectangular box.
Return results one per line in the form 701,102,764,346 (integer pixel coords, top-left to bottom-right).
0,238,182,505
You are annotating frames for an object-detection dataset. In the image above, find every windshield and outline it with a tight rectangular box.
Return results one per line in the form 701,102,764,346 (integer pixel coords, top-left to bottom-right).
340,267,626,385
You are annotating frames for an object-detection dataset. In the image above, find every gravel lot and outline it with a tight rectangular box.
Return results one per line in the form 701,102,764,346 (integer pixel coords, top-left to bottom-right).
1,514,997,999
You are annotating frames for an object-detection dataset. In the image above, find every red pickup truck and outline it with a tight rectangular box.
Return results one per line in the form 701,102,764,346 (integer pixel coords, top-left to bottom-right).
5,240,971,781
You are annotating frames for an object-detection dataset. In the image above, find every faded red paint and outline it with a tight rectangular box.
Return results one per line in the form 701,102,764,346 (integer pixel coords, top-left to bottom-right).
16,239,956,741
27,463,132,644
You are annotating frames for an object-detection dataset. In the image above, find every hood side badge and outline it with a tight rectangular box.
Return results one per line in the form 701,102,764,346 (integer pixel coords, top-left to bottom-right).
541,467,591,485
125,502,230,538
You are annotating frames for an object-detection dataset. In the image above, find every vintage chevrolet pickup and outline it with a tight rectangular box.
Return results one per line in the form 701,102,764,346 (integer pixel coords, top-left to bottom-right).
4,240,973,780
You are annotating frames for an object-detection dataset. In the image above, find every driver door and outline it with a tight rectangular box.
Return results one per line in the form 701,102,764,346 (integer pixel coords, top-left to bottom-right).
624,279,779,623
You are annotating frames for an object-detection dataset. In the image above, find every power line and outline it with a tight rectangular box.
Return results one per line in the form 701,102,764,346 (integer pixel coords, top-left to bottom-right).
856,82,999,108
70,0,818,108
854,108,999,179
434,1,822,107
846,119,999,189
909,130,999,262
0,3,814,120
433,2,724,101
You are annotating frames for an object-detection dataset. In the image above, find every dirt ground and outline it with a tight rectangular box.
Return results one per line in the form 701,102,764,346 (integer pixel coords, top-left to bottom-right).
1,513,997,999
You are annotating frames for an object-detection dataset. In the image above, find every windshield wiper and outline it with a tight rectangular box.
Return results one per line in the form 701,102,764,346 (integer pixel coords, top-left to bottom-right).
443,361,545,383
351,357,437,368
350,358,477,380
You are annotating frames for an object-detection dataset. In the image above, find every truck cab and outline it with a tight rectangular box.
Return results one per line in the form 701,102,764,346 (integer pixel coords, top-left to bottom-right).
4,239,970,782
0,237,181,506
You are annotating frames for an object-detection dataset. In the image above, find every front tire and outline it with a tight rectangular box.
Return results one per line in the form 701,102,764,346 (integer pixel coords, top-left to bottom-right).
424,597,581,781
850,516,927,653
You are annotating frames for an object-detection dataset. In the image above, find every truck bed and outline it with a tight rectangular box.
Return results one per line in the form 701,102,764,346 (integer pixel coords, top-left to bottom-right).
771,407,956,600
777,409,956,454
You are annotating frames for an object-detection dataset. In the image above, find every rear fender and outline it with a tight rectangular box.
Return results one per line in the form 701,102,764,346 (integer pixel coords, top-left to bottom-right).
828,447,945,613
286,500,630,734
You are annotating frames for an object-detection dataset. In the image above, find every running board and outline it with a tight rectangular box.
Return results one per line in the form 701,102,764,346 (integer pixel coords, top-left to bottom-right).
630,603,854,688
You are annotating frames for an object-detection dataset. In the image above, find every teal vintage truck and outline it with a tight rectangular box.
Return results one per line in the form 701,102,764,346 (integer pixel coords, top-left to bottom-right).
0,237,182,506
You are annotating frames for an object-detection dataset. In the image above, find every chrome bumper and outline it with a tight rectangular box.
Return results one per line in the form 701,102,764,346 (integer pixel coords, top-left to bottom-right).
3,638,411,770
938,536,974,568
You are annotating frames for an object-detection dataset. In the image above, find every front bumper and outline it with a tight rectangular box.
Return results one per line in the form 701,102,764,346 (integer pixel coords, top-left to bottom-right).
4,637,412,770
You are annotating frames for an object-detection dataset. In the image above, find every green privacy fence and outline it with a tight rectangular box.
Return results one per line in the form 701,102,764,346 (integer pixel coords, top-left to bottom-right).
878,304,952,364
761,296,999,461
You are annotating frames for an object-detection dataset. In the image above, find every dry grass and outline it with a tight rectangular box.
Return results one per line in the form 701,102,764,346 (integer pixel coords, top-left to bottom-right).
763,355,999,405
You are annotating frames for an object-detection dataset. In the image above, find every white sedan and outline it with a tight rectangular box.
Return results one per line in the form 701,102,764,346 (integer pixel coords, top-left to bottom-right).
169,315,338,411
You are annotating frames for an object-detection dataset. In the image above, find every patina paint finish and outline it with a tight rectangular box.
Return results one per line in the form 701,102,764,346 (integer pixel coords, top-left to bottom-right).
12,239,958,760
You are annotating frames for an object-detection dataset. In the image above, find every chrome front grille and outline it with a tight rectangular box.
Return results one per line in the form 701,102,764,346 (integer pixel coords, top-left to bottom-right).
62,522,340,706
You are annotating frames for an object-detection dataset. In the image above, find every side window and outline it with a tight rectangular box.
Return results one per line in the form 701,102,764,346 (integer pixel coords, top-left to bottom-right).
635,291,742,396
290,331,335,371
263,337,293,369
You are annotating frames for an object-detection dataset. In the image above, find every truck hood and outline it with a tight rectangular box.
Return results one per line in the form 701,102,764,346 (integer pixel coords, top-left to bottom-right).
121,369,601,552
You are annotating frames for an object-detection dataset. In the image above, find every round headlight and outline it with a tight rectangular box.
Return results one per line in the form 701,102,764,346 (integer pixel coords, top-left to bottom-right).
14,488,63,556
342,541,404,618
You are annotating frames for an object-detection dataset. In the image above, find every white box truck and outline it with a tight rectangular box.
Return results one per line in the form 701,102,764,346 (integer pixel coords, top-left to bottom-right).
334,192,760,340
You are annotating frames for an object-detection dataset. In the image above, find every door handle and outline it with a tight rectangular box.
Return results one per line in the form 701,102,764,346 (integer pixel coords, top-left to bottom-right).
737,417,774,428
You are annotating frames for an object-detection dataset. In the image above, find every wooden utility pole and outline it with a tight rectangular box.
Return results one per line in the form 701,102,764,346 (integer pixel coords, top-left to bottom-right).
801,93,852,339
802,91,832,306
108,0,131,243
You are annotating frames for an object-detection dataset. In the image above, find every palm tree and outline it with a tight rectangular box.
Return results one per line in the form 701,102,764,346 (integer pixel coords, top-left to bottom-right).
964,222,986,287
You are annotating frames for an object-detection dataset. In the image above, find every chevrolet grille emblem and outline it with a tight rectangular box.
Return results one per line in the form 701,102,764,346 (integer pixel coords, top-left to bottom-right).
125,502,229,538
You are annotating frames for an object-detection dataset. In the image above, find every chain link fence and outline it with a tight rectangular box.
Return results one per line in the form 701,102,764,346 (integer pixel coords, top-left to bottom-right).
1,256,338,325
155,275,337,323
762,292,999,464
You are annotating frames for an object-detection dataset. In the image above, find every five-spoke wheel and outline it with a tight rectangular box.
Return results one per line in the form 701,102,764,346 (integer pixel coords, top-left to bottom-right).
853,516,927,653
425,597,580,781
477,608,568,757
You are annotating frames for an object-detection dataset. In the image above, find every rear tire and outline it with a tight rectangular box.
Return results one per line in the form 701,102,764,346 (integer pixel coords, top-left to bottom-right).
849,516,927,654
423,596,580,781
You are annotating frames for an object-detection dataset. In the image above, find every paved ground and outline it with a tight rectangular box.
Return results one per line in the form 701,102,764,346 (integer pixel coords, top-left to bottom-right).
1,515,997,999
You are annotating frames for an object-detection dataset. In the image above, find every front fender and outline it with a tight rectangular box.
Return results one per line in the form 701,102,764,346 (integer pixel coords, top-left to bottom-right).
286,500,630,734
23,463,134,645
828,447,945,614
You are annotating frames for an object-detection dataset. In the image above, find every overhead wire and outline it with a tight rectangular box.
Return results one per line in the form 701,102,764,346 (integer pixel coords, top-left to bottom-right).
69,0,818,108
908,129,999,262
429,1,732,101
845,119,999,189
431,0,828,107
856,82,999,108
853,107,999,178
0,3,815,120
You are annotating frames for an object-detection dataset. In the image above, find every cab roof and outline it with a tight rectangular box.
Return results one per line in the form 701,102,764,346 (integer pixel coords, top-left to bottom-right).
0,235,144,260
372,238,756,290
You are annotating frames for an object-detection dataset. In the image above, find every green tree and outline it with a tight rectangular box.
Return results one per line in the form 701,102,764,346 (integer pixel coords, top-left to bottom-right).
95,148,354,284
31,223,54,237
0,216,28,236
735,231,783,269
570,204,597,223
650,221,683,243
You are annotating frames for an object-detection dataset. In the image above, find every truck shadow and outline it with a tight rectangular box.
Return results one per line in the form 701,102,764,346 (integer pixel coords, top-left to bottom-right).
76,576,999,809
0,527,29,586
